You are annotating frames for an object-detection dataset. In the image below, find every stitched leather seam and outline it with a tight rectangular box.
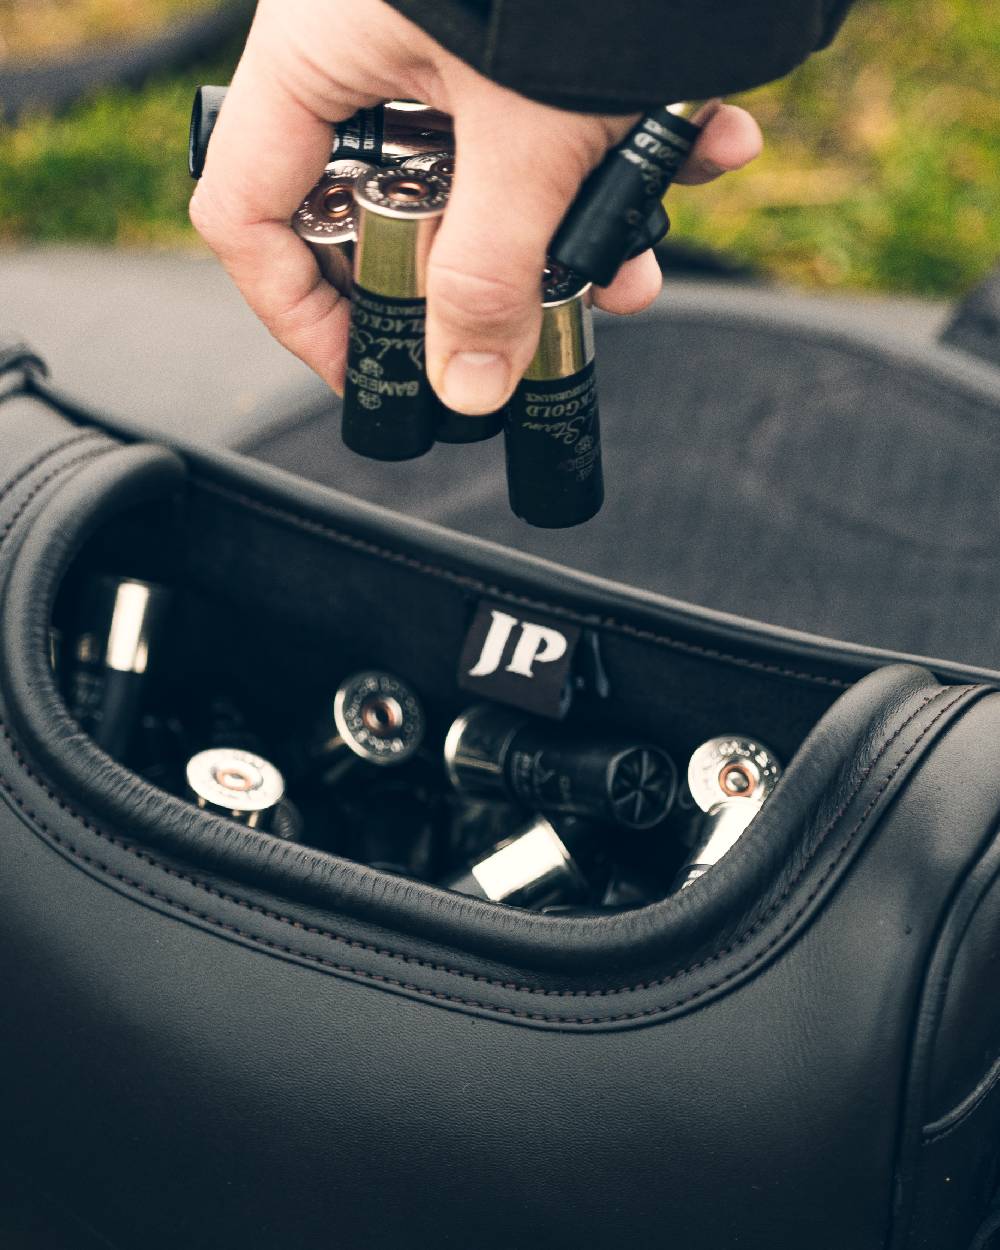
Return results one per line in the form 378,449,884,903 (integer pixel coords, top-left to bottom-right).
0,445,968,1018
0,688,968,1023
0,689,946,995
0,430,106,521
0,446,114,555
922,1050,1000,1145
195,478,851,690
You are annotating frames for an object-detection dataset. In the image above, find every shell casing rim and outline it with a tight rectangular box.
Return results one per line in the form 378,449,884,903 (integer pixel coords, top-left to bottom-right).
353,168,450,221
185,747,286,817
686,736,782,814
293,160,376,245
541,269,592,310
332,671,426,767
399,151,456,179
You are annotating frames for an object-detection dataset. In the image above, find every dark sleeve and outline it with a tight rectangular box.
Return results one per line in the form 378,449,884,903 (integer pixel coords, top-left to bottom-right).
384,0,856,112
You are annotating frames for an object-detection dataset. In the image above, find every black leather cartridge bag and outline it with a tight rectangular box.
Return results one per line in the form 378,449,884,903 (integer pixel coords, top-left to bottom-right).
5,357,1000,1250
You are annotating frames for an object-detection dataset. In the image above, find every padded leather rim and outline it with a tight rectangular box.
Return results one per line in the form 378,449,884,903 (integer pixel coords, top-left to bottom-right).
0,441,985,1018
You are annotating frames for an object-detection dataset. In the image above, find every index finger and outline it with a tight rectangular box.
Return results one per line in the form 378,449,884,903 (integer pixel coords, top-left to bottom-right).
188,37,362,390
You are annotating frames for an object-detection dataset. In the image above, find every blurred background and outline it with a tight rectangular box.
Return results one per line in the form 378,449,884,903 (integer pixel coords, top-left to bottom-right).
1,0,997,296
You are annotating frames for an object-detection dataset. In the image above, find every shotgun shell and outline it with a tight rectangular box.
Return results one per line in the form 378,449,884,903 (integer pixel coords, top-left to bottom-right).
186,747,285,832
340,101,454,164
68,576,171,759
444,703,677,830
342,168,449,461
674,736,783,890
550,102,701,286
189,94,454,178
399,151,455,181
312,671,426,769
293,159,375,295
686,736,782,814
504,263,603,527
441,815,590,908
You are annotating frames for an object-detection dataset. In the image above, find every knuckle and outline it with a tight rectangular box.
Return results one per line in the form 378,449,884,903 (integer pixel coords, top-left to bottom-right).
261,277,329,338
428,261,527,330
188,182,243,252
186,191,211,240
561,123,612,178
187,186,224,247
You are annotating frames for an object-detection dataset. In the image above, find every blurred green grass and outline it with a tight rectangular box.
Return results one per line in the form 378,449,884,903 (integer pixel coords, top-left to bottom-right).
0,45,236,247
1,0,997,294
0,0,219,58
672,0,1000,293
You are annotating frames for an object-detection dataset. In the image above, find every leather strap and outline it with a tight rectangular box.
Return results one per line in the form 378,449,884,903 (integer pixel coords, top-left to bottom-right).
0,334,48,385
942,264,1000,370
0,334,49,408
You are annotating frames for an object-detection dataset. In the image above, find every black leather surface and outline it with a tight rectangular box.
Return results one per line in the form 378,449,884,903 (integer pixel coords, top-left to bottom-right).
1,667,994,1249
385,0,852,111
971,1202,1000,1250
3,387,1000,1248
0,1167,114,1250
248,290,1000,671
895,811,1000,1249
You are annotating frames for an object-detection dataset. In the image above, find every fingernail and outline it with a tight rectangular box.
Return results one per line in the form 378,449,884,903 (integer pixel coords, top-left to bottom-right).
441,351,509,415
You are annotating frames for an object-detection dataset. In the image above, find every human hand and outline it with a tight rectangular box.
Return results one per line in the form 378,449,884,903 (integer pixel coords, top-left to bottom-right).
190,0,762,415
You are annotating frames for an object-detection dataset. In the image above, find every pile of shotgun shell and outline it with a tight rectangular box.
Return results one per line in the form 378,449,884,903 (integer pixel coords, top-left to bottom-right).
54,573,783,913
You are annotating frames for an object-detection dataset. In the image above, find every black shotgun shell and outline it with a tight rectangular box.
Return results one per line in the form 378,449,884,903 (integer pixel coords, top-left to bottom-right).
435,404,504,445
445,703,678,831
68,576,171,760
549,105,700,287
342,169,450,461
189,92,454,178
343,288,437,460
626,199,671,260
188,85,227,178
506,359,603,527
328,670,427,768
340,101,454,164
504,264,603,528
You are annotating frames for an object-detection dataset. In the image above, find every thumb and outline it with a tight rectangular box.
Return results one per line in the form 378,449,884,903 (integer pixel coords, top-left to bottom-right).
425,101,607,416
